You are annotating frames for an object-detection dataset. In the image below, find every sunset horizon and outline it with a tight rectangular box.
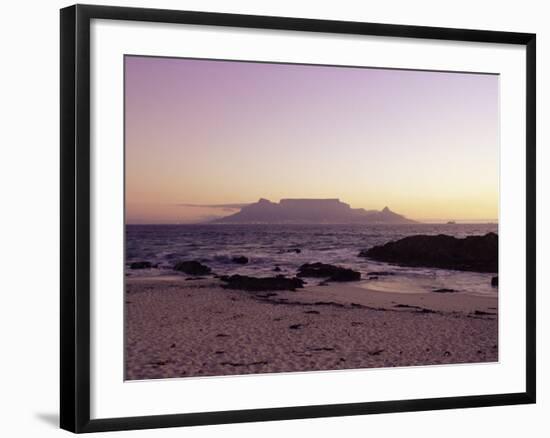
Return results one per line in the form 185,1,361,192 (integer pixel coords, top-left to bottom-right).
126,196,499,225
125,56,499,225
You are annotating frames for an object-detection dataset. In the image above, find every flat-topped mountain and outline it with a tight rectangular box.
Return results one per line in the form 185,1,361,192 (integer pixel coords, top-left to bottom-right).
212,198,417,224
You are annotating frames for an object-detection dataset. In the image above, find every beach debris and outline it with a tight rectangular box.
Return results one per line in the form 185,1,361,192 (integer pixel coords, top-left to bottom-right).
289,324,304,330
432,288,458,293
418,308,436,314
231,255,249,264
443,351,452,357
367,349,385,356
257,293,278,300
297,262,361,282
215,333,230,338
309,347,334,352
221,360,268,367
220,274,305,291
359,232,498,273
173,260,212,275
491,276,498,287
304,310,320,314
273,266,282,272
393,304,423,310
129,261,153,269
312,301,346,308
150,360,171,368
367,271,395,276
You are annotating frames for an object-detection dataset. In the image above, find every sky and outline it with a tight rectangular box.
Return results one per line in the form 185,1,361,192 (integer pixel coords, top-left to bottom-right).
125,55,499,224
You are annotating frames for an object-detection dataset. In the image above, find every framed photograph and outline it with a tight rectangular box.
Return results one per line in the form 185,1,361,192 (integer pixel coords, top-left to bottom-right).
60,4,536,433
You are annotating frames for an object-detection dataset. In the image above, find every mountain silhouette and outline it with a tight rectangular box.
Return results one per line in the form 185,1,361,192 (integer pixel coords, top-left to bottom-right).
212,198,417,224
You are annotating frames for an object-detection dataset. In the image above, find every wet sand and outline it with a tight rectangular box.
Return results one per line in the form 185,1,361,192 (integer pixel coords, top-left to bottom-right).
125,277,498,380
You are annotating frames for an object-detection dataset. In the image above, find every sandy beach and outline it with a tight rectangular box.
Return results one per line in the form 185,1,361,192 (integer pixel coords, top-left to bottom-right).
125,276,498,380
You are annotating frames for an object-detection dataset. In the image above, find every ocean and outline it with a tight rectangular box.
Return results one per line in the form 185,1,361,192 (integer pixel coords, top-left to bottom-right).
126,223,498,297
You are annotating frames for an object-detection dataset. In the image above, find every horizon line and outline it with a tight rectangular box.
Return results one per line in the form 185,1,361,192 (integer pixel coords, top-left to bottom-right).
125,220,499,226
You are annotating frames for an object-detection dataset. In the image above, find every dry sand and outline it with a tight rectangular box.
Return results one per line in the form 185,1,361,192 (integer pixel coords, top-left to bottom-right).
125,277,498,380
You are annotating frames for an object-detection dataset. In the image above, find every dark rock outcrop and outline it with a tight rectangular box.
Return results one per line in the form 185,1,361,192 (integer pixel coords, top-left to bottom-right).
220,274,305,291
433,288,458,293
231,256,249,264
129,261,153,270
359,233,498,273
297,262,361,282
173,260,212,275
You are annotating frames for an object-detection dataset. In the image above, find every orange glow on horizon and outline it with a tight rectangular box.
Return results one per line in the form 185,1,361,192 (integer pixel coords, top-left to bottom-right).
125,56,499,224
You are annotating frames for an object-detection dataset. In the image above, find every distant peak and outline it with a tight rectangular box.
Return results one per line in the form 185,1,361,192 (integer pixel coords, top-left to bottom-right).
212,198,417,224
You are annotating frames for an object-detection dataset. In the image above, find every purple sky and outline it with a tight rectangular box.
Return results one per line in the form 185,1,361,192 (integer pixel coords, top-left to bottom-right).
125,56,499,224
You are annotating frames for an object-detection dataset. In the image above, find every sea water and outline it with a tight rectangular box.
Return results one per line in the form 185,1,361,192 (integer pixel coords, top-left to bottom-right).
126,223,498,297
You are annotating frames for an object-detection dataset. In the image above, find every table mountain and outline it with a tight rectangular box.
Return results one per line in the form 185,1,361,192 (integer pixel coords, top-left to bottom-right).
212,198,416,224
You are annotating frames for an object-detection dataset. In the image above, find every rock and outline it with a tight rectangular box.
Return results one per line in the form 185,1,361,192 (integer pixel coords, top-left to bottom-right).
472,310,495,316
279,248,301,254
220,274,305,291
297,262,361,282
367,271,395,276
433,288,458,293
231,256,249,264
491,276,498,287
359,232,498,273
129,261,153,270
173,260,212,275
273,266,282,272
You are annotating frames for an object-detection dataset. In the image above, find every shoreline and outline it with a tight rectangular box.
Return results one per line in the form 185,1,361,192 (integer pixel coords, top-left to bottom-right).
125,277,498,380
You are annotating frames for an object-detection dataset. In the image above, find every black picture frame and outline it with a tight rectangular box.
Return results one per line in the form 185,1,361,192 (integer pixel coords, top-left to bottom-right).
60,4,536,433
